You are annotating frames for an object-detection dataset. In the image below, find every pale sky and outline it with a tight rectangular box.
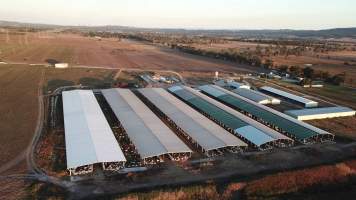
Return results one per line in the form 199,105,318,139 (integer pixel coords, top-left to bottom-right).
0,0,355,29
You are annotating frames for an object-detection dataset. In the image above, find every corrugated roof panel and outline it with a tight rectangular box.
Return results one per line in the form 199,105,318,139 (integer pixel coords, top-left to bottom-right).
199,85,333,141
220,94,316,140
232,88,280,104
63,90,126,169
183,86,292,142
286,107,355,116
235,126,275,147
260,86,317,107
170,87,247,130
138,88,247,151
228,81,250,89
102,89,191,159
199,85,225,97
169,86,291,147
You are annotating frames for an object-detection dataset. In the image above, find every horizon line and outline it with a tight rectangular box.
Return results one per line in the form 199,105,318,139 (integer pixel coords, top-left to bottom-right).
1,19,356,31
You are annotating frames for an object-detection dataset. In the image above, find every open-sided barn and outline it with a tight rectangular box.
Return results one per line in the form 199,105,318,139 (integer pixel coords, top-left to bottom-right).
62,90,126,176
168,86,293,150
232,88,281,105
102,88,192,164
198,85,334,144
137,88,248,156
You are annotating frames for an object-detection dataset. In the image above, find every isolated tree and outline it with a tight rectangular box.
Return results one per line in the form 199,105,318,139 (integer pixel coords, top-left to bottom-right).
303,67,314,79
329,73,346,85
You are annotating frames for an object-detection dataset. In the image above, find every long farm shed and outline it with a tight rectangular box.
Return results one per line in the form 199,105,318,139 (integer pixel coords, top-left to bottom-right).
285,106,356,120
168,86,293,150
137,88,248,156
198,85,334,144
102,89,192,164
260,86,318,108
62,90,126,176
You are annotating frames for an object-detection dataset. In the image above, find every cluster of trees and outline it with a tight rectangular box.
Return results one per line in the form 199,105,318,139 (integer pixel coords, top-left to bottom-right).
172,44,269,68
276,65,347,85
127,33,228,46
254,44,308,57
237,38,346,55
84,31,126,39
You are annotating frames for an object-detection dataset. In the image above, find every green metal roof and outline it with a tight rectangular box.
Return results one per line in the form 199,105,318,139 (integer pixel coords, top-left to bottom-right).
198,85,323,141
172,89,247,130
216,94,318,140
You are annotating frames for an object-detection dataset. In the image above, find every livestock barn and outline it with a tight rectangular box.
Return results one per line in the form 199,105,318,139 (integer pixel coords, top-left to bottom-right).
231,88,281,105
62,90,126,176
102,89,192,164
168,86,293,150
137,88,248,156
199,85,334,144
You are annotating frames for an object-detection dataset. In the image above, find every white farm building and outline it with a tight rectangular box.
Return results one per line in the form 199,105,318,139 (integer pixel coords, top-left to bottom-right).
285,107,356,120
215,80,251,89
62,90,126,176
55,63,69,68
232,88,281,105
260,86,318,108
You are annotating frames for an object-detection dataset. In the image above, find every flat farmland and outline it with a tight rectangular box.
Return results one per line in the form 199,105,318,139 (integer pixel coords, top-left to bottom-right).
272,54,356,76
0,65,42,165
192,40,356,78
0,31,255,73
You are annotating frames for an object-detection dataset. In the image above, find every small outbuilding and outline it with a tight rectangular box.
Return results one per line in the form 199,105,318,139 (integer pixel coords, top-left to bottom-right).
55,63,69,69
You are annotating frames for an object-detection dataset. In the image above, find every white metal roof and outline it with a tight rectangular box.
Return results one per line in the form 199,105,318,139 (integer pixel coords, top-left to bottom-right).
285,107,355,118
184,86,292,143
138,88,247,151
227,81,251,89
62,90,126,169
260,86,318,107
232,88,280,104
235,126,275,146
102,89,192,159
